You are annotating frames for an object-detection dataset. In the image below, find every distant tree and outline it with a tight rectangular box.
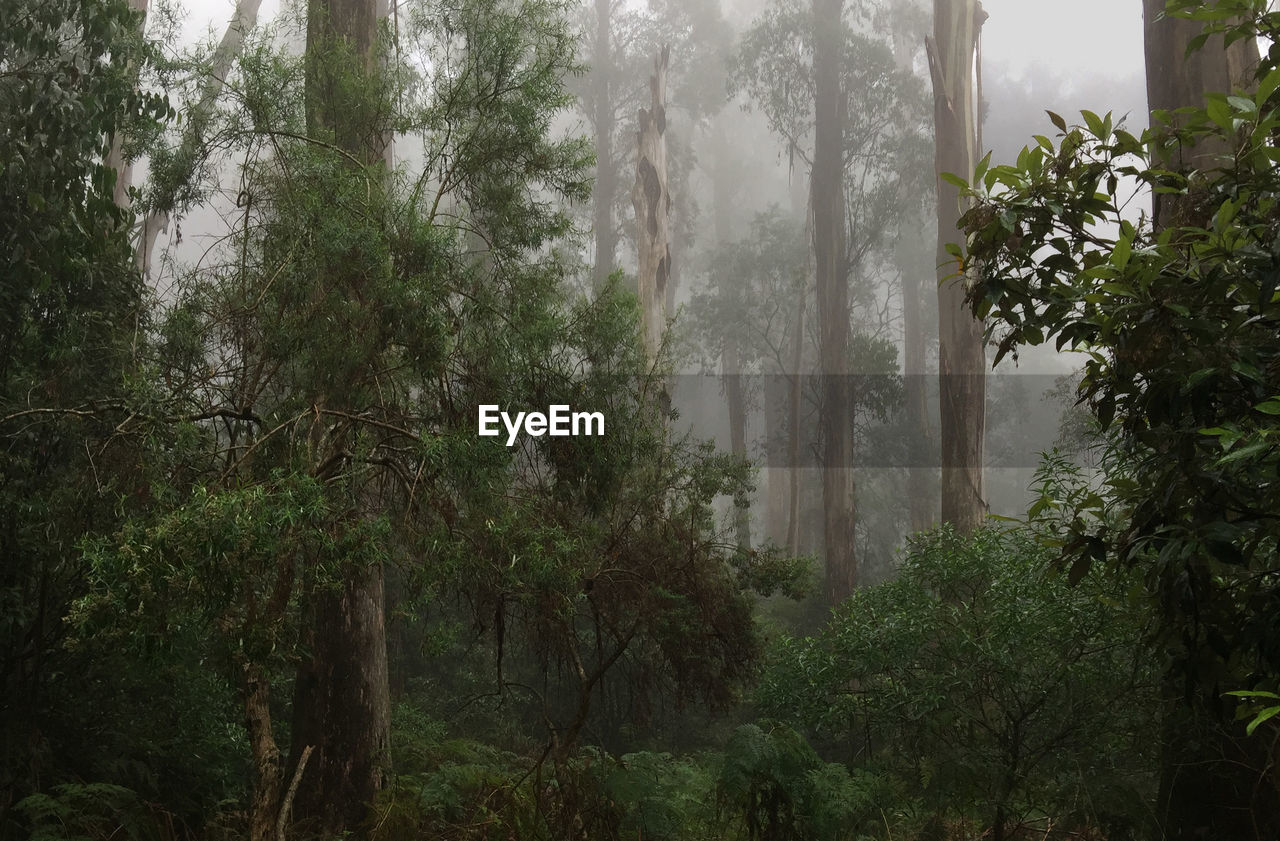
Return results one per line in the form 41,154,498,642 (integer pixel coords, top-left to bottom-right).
731,0,929,598
926,0,987,533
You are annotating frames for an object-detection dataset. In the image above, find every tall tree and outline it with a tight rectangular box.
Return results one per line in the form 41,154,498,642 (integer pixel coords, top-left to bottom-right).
589,0,620,292
0,0,166,812
811,0,856,601
633,46,672,358
926,0,986,533
289,0,391,833
960,3,1280,835
891,0,936,533
1143,0,1258,228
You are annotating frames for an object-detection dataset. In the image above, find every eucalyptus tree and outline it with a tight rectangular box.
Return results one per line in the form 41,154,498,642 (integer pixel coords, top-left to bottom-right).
731,0,929,599
926,0,986,533
576,0,733,294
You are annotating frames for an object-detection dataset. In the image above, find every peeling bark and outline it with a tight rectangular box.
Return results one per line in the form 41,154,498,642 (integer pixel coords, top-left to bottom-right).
632,46,671,359
927,0,986,534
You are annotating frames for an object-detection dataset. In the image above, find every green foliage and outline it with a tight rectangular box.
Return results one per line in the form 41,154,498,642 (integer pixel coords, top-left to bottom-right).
957,3,1280,698
0,0,178,825
759,527,1157,837
717,723,888,841
13,784,169,841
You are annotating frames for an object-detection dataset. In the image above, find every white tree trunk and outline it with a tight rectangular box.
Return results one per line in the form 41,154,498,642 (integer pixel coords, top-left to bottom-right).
632,47,671,360
134,0,263,278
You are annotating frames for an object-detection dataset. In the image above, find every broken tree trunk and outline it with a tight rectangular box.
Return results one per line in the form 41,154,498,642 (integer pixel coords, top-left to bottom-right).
926,0,986,534
632,46,672,360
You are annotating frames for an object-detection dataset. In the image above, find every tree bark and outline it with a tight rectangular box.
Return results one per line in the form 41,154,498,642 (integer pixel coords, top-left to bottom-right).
591,0,619,293
290,568,390,836
812,0,856,602
1142,0,1259,228
632,46,672,359
890,25,934,534
926,0,986,534
288,0,392,835
244,664,284,841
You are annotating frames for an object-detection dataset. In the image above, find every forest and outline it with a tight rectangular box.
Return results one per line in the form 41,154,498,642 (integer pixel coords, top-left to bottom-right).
4,0,1280,838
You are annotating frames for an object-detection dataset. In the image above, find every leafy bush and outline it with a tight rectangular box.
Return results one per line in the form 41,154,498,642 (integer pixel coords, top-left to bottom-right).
716,722,892,841
758,526,1158,839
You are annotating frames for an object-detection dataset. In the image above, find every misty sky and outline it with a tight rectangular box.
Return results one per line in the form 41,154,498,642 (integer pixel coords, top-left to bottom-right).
181,0,1149,97
984,0,1145,83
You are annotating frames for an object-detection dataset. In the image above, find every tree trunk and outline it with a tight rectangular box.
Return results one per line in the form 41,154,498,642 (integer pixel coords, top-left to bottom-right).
890,25,934,534
290,568,391,836
926,0,986,534
243,664,284,841
591,0,618,293
1141,5,1273,837
288,0,392,835
1143,0,1259,229
812,0,856,602
786,283,805,557
632,46,671,359
134,0,263,278
710,123,751,548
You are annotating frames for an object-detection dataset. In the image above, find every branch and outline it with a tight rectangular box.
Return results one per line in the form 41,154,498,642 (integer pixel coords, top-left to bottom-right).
276,744,313,841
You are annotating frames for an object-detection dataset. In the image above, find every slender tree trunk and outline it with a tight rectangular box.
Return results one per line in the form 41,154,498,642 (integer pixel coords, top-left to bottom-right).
786,283,805,556
633,46,671,359
890,26,934,534
243,664,284,841
591,0,618,293
134,0,263,277
812,0,856,602
710,122,751,548
1141,5,1274,837
926,0,986,534
288,0,392,834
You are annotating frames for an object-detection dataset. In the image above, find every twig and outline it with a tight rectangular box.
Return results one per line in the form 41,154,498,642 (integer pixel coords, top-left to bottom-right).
276,744,313,841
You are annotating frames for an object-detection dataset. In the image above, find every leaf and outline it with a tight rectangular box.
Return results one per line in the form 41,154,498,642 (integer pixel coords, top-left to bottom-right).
1067,555,1091,586
1047,110,1067,132
1247,705,1280,736
940,171,969,189
1110,235,1132,270
1081,109,1105,138
1256,66,1280,108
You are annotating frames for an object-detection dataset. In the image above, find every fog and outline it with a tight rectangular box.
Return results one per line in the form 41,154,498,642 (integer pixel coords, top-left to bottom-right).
141,0,1152,571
